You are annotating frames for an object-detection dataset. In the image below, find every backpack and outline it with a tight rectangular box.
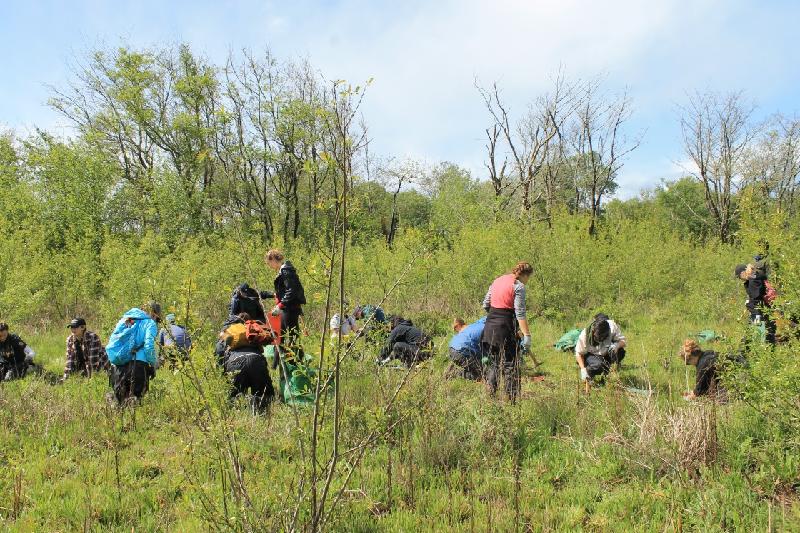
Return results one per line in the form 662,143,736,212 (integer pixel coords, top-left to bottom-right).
106,321,139,366
245,320,273,346
764,281,778,306
221,323,249,350
221,321,273,350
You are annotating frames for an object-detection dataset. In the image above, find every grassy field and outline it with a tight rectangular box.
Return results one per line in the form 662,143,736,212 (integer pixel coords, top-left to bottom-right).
0,316,798,532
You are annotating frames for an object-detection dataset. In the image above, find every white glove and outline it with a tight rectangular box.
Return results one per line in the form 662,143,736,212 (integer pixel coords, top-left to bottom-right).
580,368,589,381
521,335,532,349
271,306,281,317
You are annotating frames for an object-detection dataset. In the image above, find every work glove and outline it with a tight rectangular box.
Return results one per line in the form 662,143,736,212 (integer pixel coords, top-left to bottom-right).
521,335,532,350
580,368,590,381
271,306,281,317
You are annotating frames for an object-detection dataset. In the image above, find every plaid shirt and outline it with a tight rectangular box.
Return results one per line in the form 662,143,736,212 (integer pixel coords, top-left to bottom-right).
64,330,108,377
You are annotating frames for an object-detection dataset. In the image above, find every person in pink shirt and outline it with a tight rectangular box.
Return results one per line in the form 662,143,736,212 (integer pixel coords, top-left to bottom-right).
480,262,533,402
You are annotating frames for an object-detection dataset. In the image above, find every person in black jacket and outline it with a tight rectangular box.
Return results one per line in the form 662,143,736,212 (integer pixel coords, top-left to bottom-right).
229,282,273,323
377,316,433,367
265,249,307,363
0,322,35,381
735,263,776,344
680,339,720,399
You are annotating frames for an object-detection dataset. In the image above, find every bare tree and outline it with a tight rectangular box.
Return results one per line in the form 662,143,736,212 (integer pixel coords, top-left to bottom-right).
567,80,640,235
477,81,560,214
744,113,800,215
377,158,424,247
679,91,757,243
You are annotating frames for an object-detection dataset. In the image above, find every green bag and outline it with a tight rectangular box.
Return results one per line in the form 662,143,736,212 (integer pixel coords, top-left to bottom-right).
695,330,717,343
553,328,582,352
279,360,317,405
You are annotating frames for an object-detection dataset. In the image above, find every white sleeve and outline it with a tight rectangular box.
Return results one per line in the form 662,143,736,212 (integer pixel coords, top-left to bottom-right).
574,330,587,357
330,314,341,330
24,345,35,358
609,321,626,344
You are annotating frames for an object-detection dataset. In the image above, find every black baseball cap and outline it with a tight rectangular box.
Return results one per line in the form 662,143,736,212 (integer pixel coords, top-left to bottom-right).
734,264,747,278
67,317,87,329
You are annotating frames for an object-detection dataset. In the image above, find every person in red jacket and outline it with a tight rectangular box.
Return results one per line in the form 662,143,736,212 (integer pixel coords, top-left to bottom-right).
480,262,533,402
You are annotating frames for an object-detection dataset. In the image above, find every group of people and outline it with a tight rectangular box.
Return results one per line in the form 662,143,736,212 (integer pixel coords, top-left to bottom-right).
444,254,787,403
0,250,786,408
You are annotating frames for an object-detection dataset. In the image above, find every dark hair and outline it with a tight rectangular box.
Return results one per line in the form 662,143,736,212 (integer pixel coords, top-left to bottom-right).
453,318,466,328
390,316,410,329
589,313,610,344
0,322,8,332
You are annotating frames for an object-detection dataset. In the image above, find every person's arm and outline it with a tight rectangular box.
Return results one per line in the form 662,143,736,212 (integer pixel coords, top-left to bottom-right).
745,278,767,318
575,329,587,370
85,333,102,374
142,321,158,366
693,357,714,397
574,331,590,379
513,283,531,338
278,272,303,308
63,337,75,379
610,322,626,349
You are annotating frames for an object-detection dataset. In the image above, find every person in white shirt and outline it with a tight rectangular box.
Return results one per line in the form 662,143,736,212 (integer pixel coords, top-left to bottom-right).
575,313,626,382
330,313,358,339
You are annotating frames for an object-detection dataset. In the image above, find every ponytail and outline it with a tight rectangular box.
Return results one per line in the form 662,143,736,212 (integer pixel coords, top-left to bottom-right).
511,261,533,279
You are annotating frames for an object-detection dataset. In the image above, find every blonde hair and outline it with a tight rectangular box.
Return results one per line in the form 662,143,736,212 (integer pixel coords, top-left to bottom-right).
680,339,702,361
511,262,533,278
265,249,285,263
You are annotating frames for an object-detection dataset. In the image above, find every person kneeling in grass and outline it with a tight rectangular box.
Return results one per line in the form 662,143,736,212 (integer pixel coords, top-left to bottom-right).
680,339,720,400
575,313,626,383
0,322,35,381
377,316,433,367
446,316,485,380
62,317,108,381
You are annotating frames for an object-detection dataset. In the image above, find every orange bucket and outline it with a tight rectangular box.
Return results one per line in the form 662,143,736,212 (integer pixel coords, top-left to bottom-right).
267,314,281,345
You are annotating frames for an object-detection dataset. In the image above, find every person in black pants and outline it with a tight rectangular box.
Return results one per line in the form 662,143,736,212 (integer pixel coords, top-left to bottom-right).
222,348,274,412
265,249,307,366
735,263,776,344
680,339,720,400
216,313,275,412
480,262,533,402
377,316,433,367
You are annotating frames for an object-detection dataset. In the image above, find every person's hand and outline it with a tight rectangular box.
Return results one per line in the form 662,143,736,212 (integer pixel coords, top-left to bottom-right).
521,335,532,350
682,390,696,401
271,306,281,317
580,368,589,381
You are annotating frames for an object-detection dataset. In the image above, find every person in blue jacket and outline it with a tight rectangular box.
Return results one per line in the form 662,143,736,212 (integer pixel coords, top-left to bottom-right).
447,316,486,380
109,301,161,404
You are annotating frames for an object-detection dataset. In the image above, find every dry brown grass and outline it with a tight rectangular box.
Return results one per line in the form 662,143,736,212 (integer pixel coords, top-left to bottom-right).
604,394,718,476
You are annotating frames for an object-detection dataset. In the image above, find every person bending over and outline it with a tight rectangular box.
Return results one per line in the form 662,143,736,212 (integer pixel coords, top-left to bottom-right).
108,302,161,405
377,316,433,367
575,313,627,383
679,339,720,400
447,316,486,380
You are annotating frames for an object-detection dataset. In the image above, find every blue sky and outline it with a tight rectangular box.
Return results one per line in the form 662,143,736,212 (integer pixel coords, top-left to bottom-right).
1,0,799,197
